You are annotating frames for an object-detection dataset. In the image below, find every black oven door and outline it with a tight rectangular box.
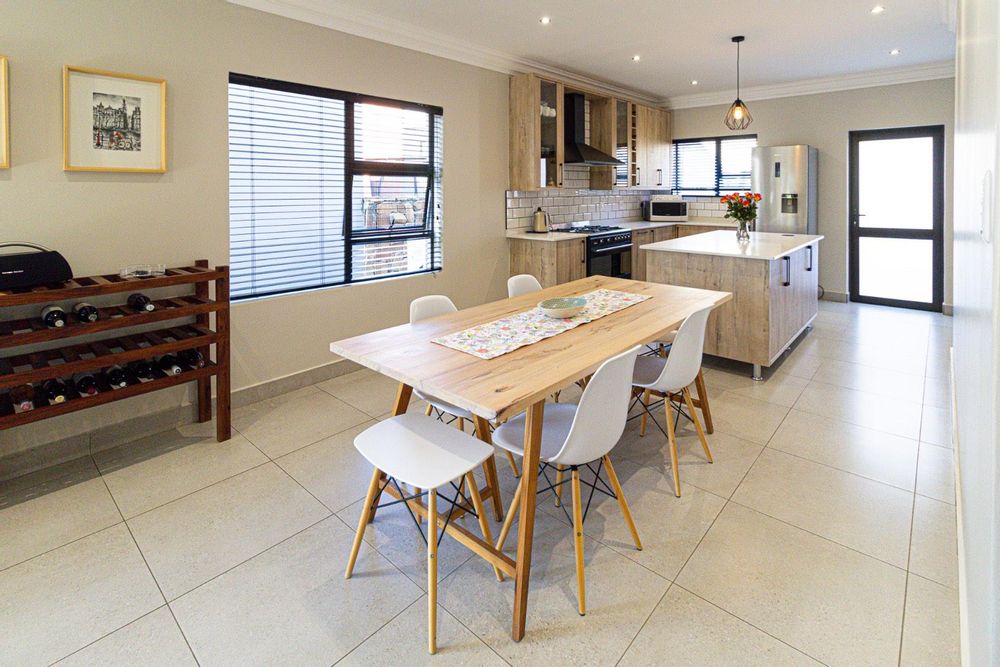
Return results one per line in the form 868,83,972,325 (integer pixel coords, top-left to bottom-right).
587,244,632,278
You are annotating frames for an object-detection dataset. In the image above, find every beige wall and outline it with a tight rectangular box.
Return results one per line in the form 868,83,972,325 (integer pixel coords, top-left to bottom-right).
672,78,955,304
1,0,509,452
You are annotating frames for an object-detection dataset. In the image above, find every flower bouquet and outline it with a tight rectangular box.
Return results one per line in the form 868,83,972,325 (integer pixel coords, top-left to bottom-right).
721,192,762,242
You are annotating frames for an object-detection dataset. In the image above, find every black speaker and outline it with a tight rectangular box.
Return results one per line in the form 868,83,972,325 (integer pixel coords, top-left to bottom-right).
0,243,74,290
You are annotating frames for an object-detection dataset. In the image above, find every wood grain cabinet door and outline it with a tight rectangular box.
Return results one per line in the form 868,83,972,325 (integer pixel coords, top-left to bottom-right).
557,238,587,283
631,229,654,281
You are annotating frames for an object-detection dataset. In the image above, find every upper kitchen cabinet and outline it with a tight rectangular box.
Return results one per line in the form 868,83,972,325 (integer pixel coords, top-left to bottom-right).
634,104,672,189
510,74,564,190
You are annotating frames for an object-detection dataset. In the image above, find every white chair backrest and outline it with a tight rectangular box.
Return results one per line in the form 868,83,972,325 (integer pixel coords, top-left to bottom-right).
551,345,642,466
650,304,714,392
410,295,457,323
507,274,543,298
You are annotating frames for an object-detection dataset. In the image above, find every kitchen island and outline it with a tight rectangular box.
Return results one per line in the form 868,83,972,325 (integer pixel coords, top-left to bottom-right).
641,230,824,379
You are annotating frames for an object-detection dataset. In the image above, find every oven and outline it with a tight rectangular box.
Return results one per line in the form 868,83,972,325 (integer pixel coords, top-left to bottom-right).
586,230,632,279
644,194,689,222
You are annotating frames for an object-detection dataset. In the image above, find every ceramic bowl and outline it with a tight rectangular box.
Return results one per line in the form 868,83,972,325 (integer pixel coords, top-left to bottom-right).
538,296,587,319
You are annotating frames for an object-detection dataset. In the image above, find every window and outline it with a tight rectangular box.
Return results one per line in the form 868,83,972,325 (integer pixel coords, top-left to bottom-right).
672,135,756,196
228,73,443,300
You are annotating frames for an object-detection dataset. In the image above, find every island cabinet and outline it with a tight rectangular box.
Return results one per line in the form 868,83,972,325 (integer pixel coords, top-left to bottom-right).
643,231,823,378
674,224,734,237
631,226,677,281
508,237,587,288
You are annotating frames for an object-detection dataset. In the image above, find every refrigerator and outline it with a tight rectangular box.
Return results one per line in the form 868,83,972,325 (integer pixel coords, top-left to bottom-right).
751,145,818,235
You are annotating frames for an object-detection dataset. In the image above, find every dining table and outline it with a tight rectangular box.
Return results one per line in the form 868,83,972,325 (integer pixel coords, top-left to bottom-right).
329,275,732,641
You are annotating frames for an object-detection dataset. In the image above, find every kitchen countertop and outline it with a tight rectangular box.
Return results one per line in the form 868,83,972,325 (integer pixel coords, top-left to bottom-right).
506,218,736,242
640,230,824,261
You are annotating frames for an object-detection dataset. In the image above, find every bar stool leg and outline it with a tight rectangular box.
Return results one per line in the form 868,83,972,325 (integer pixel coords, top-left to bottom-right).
427,488,438,655
571,468,586,616
346,467,382,579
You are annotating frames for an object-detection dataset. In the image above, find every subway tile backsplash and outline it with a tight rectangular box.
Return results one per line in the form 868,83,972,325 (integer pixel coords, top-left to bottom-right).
505,189,726,229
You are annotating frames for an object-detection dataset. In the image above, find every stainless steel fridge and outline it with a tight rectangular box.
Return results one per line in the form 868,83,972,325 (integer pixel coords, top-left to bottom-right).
751,145,818,234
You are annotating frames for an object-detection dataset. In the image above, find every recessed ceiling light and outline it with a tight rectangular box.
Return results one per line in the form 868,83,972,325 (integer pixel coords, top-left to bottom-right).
539,16,550,24
691,80,699,85
871,5,885,14
890,48,901,55
632,55,641,62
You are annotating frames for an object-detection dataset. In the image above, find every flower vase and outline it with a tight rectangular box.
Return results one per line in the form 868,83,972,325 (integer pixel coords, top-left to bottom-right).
736,219,751,243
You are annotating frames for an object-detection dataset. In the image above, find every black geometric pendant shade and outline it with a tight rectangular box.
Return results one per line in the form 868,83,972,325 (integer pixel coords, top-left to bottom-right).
724,36,753,131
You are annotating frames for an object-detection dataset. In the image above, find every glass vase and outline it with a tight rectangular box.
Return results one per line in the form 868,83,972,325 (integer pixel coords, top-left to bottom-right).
736,219,751,243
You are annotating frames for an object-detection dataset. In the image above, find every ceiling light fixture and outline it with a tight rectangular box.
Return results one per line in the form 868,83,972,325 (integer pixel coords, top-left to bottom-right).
539,16,550,24
632,55,641,62
691,80,699,85
724,36,753,130
871,5,885,14
890,48,901,55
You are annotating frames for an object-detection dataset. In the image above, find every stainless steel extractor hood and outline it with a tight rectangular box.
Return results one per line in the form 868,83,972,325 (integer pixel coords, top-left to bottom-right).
563,93,624,166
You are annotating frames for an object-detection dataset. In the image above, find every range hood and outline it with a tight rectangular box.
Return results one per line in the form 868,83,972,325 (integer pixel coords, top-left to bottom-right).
563,93,624,166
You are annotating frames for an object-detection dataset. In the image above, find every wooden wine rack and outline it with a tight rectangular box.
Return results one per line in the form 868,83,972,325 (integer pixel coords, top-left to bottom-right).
0,260,230,441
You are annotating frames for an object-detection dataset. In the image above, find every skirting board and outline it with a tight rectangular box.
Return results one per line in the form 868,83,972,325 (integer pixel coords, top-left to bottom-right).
820,290,849,303
0,358,364,482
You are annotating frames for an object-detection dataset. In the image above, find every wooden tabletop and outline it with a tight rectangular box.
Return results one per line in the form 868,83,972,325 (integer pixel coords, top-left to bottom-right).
330,276,732,421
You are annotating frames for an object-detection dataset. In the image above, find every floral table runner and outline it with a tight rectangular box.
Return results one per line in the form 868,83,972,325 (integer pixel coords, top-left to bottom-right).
432,289,652,360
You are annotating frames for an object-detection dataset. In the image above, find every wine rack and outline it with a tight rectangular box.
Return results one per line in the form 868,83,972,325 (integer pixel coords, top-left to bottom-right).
0,260,230,440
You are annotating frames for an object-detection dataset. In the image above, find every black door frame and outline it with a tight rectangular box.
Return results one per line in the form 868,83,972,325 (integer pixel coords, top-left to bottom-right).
848,125,945,312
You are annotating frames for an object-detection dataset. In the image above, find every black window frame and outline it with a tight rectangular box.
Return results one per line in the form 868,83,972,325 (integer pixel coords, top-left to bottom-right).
671,134,757,197
229,72,444,301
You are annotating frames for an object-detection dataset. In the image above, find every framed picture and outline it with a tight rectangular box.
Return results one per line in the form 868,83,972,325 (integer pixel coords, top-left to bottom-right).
0,56,9,169
63,65,166,173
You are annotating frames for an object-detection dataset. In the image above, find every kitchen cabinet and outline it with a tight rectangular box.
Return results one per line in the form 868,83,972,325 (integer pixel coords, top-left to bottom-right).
631,226,677,281
675,224,733,238
508,237,587,288
509,74,564,191
634,105,671,188
588,97,616,190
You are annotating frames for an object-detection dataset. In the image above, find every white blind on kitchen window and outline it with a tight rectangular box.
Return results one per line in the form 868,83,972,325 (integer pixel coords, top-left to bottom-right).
228,74,443,300
672,135,756,196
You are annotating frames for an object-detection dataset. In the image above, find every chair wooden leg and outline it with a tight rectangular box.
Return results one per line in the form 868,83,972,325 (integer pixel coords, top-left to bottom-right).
602,456,642,551
639,389,651,437
504,450,521,478
571,468,586,616
694,370,714,434
496,477,523,552
466,471,503,582
664,398,682,497
683,387,714,463
424,404,433,417
346,467,382,579
457,417,465,432
427,488,438,655
554,464,565,507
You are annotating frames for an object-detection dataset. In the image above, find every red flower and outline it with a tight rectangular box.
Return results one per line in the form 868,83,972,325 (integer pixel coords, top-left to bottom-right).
754,193,762,201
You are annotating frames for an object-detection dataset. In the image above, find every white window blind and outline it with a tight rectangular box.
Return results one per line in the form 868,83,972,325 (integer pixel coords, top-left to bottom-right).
228,74,443,300
672,135,756,196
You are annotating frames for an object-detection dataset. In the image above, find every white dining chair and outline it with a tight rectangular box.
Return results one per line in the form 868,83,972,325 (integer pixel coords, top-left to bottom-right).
507,273,543,298
647,331,715,435
410,295,521,479
345,413,498,654
632,304,715,497
492,345,643,616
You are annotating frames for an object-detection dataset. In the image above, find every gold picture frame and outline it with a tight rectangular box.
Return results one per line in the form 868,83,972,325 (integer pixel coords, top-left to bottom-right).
0,56,9,169
63,65,166,173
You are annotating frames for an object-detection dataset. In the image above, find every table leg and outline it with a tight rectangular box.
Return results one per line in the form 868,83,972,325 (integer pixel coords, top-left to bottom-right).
473,416,505,522
369,382,413,524
512,400,544,641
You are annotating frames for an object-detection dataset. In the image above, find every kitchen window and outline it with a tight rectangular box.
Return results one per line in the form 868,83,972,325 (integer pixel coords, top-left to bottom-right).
672,135,756,196
228,73,443,300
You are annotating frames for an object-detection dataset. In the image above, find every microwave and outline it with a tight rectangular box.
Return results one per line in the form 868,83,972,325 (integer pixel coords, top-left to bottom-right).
643,195,688,222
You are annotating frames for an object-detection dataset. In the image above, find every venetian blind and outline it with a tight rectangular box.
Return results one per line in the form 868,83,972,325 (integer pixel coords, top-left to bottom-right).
672,135,757,196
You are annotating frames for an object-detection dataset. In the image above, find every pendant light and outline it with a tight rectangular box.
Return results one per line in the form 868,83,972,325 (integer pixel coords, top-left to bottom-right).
724,35,753,130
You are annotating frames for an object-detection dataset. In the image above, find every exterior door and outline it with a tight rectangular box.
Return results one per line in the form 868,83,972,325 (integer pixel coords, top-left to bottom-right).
848,125,945,311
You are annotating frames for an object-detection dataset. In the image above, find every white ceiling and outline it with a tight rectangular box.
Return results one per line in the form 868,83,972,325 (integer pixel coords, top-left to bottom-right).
235,0,956,105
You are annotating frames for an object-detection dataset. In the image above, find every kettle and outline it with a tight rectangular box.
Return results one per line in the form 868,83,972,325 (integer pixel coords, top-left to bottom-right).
531,207,551,233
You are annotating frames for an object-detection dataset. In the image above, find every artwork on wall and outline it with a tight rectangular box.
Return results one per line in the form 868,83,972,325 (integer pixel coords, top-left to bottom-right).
63,65,166,173
0,56,9,169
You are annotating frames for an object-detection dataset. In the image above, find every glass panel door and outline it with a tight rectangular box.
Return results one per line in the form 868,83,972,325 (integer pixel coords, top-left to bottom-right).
539,79,561,188
849,126,944,311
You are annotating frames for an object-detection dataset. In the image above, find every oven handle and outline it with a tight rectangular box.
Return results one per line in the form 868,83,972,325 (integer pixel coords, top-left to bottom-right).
589,242,633,255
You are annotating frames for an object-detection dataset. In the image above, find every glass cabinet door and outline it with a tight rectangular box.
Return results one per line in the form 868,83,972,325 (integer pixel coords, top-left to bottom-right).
615,99,630,187
539,79,562,188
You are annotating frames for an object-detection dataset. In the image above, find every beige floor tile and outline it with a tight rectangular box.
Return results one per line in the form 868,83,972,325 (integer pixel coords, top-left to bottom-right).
768,348,824,379
233,386,371,458
339,596,506,665
793,381,923,440
128,463,329,599
705,392,790,444
810,359,924,403
171,517,422,666
916,443,955,504
920,404,953,448
922,374,952,408
768,409,918,491
96,432,268,519
54,606,196,667
0,524,164,666
676,504,906,666
440,508,670,665
925,350,952,380
733,449,913,567
317,368,402,418
704,369,810,408
0,476,121,571
909,495,958,589
620,585,821,666
900,574,961,666
275,421,377,513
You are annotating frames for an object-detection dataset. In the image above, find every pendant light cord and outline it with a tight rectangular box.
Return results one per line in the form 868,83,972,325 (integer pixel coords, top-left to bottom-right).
736,40,741,97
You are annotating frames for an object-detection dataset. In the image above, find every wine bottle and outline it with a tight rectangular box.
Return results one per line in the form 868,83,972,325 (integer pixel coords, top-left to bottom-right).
73,302,99,323
127,359,155,380
73,372,99,396
157,354,183,375
127,293,155,312
42,378,69,404
178,348,206,369
104,365,129,389
41,304,67,328
9,384,35,412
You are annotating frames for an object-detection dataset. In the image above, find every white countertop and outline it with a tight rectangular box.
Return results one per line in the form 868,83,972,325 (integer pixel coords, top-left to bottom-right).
640,230,824,261
506,218,736,242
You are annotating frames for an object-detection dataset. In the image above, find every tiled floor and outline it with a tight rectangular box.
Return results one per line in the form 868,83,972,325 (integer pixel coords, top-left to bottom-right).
0,301,960,666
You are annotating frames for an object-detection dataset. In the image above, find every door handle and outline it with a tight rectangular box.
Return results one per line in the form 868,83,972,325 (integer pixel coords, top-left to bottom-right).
782,256,791,286
806,245,813,271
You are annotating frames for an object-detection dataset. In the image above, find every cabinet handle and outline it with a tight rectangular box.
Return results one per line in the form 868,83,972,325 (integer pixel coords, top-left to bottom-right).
805,245,813,271
782,256,791,286
581,239,586,263
558,162,563,187
657,168,663,186
636,166,641,185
